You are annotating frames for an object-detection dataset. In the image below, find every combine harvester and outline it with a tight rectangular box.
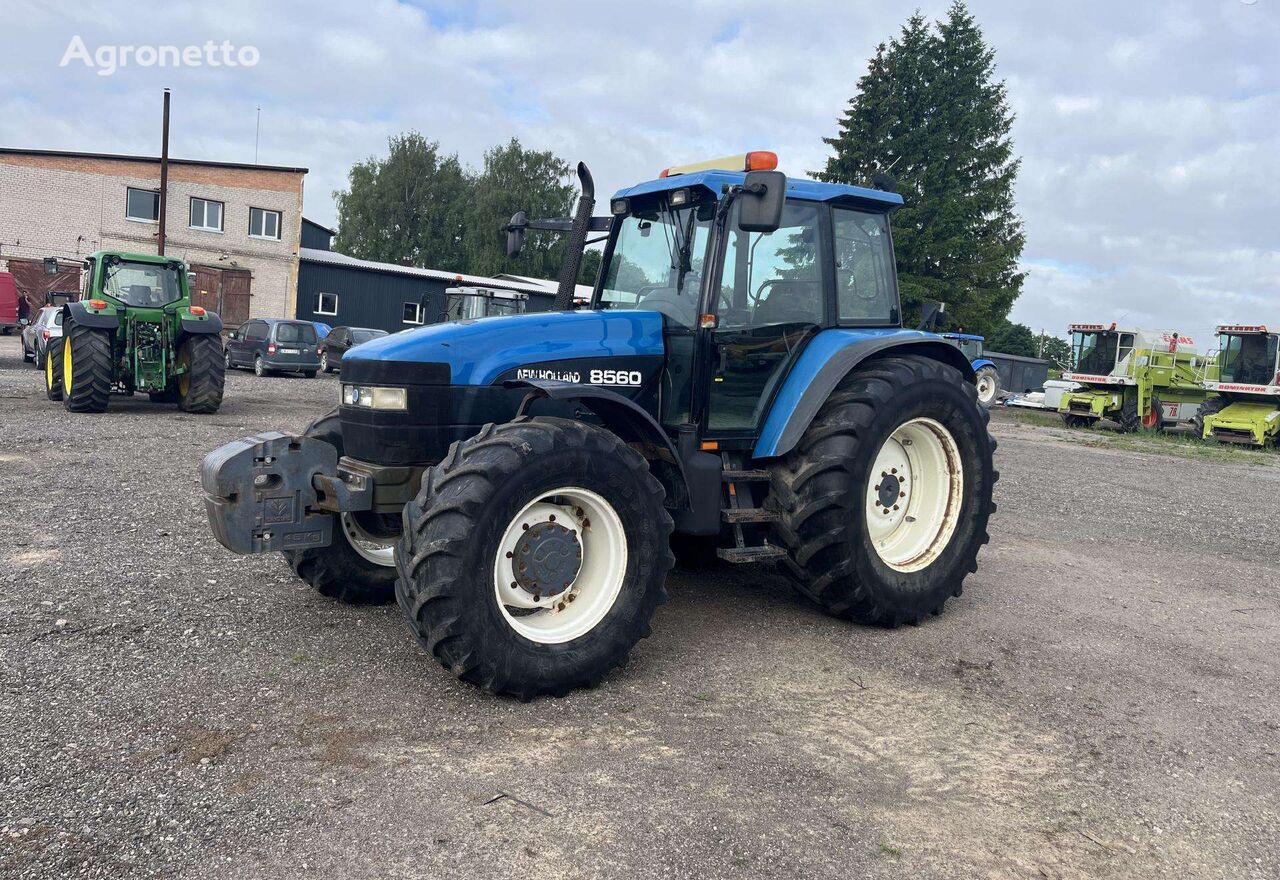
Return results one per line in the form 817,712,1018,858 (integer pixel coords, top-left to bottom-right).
1196,324,1280,447
1057,323,1215,431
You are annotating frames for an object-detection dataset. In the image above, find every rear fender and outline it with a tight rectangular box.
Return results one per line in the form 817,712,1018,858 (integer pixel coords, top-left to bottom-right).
179,309,223,337
504,378,690,511
64,300,119,331
754,331,976,459
972,357,997,372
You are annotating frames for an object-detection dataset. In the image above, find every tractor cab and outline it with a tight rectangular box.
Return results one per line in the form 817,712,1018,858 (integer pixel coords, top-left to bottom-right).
944,333,984,362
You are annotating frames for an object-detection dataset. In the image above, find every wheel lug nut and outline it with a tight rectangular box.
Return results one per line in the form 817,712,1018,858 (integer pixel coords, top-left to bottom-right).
549,514,556,522
505,551,513,559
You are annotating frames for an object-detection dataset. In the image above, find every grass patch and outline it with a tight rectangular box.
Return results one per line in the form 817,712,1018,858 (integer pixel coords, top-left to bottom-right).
997,407,1278,466
878,844,903,858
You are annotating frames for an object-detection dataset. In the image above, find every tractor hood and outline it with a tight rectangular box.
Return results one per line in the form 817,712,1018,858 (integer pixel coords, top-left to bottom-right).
341,309,666,386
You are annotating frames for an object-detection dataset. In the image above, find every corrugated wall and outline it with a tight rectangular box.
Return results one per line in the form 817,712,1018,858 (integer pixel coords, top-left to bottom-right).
294,260,556,334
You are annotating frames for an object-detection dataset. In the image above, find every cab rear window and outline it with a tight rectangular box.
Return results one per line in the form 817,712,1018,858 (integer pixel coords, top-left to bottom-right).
274,323,316,344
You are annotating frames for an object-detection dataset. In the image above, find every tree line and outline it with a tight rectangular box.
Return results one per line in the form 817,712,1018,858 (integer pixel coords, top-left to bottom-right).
333,2,1054,358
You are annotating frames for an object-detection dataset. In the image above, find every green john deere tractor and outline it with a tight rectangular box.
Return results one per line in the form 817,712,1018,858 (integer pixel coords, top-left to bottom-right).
46,251,225,414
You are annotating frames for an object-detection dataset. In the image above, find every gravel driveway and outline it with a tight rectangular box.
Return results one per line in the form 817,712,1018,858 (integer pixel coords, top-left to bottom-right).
1,333,1276,879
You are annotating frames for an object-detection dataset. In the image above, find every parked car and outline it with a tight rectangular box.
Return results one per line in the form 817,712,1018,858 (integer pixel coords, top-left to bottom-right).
224,318,321,377
0,271,19,335
21,305,63,367
312,321,333,339
318,326,388,373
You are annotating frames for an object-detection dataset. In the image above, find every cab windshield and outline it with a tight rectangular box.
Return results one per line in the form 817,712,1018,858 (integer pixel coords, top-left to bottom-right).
597,199,713,329
102,260,183,308
1071,331,1118,375
1219,333,1279,385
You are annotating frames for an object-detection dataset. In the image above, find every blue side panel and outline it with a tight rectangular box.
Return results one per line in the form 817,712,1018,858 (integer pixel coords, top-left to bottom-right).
342,309,665,385
753,327,944,459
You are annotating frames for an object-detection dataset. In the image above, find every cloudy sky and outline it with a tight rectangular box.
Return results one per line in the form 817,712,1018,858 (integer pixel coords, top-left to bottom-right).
1,0,1276,344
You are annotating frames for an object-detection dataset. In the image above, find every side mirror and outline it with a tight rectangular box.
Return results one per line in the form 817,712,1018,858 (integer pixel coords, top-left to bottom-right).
506,211,527,258
227,330,239,340
737,170,786,233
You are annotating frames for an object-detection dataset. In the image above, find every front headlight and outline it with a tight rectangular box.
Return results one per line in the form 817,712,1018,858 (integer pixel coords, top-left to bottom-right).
342,384,408,410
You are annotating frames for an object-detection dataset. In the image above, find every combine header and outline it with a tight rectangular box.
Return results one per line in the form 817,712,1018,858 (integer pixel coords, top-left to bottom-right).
1057,323,1214,431
1196,324,1280,447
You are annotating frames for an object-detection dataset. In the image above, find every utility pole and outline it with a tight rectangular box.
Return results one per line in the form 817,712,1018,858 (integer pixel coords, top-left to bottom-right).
254,105,261,164
157,88,171,256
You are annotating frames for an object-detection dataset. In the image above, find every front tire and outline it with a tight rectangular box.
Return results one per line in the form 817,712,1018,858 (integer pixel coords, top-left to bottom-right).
974,365,1001,408
396,417,673,699
254,356,267,377
283,409,398,604
1192,396,1226,440
320,350,332,373
177,335,225,413
1061,413,1095,429
61,318,113,413
769,355,996,626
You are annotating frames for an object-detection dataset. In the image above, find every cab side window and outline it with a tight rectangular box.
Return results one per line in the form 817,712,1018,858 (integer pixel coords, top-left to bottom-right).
833,207,897,324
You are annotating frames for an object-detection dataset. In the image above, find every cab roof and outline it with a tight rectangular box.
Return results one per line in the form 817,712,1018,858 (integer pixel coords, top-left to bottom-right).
614,170,904,209
87,250,181,265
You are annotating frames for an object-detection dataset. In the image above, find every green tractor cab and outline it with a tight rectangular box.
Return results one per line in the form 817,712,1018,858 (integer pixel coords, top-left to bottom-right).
45,251,225,414
1196,325,1280,447
1057,323,1215,431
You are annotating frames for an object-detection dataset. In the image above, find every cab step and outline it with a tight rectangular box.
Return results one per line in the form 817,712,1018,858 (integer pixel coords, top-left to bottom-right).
722,468,771,482
721,507,781,524
716,545,788,563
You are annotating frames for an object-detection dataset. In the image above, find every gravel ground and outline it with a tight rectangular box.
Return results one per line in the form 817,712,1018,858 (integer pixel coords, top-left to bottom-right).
1,332,1276,880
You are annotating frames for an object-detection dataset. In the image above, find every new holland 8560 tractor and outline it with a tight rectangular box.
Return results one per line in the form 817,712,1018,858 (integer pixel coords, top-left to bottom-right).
202,153,997,698
1058,323,1214,431
1196,324,1280,447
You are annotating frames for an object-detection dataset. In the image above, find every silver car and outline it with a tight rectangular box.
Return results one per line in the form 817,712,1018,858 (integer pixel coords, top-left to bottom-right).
21,306,63,368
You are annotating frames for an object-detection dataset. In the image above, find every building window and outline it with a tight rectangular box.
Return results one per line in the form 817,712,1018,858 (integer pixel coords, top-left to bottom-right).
189,197,224,232
403,302,425,325
315,292,338,316
125,187,160,222
249,207,282,240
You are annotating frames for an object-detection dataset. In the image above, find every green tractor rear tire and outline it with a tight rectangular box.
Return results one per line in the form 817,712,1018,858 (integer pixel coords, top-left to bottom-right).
284,409,399,604
61,318,113,413
45,337,64,401
177,335,226,414
769,355,997,627
396,417,673,699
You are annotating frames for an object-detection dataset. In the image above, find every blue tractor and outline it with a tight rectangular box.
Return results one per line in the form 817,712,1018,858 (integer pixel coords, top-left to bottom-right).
202,152,997,699
942,332,1002,408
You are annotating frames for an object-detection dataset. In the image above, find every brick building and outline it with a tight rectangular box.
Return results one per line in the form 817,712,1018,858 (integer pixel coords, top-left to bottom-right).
0,148,307,324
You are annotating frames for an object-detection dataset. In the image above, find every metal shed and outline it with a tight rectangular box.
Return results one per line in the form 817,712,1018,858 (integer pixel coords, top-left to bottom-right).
294,248,556,334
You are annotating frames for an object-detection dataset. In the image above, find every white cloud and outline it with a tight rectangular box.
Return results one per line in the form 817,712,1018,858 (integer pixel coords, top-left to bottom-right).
0,0,1277,344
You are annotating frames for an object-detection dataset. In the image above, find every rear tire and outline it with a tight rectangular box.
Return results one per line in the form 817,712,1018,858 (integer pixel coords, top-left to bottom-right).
769,355,997,626
178,335,225,413
284,409,398,604
254,356,268,377
1192,396,1227,440
61,318,113,413
45,337,64,401
396,417,673,699
320,350,332,373
974,365,1001,408
1061,413,1095,429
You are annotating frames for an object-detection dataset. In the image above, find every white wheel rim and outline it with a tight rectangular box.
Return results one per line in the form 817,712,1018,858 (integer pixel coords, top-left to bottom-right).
976,374,996,403
340,513,396,566
866,417,964,573
492,486,627,644
321,352,328,370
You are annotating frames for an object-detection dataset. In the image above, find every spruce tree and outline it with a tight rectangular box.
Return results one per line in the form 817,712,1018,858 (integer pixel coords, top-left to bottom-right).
818,2,1024,334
